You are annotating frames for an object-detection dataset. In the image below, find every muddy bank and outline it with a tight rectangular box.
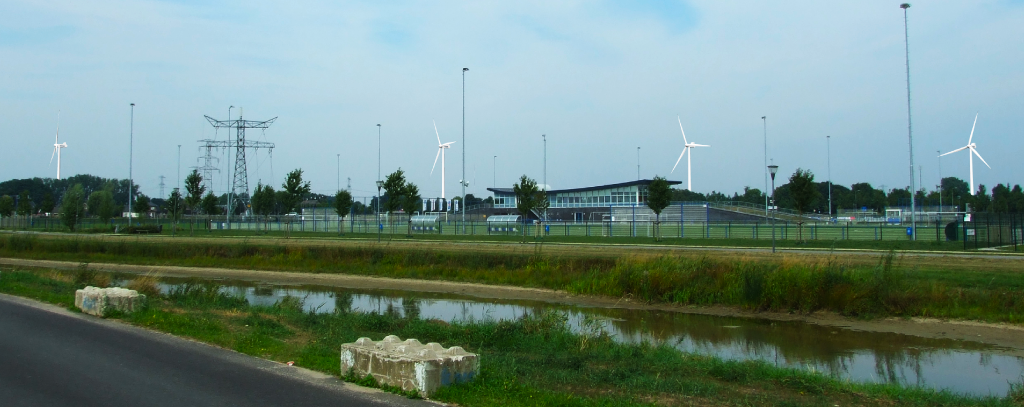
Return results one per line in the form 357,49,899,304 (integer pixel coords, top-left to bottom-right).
3,256,1023,354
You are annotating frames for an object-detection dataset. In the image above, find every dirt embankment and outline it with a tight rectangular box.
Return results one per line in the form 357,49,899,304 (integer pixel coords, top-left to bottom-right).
3,257,1023,354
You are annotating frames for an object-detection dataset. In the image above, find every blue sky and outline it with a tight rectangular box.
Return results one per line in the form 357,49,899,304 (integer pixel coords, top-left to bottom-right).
2,1,1022,200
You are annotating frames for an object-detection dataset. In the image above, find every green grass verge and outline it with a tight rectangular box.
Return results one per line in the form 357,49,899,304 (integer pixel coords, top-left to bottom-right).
1,234,1023,323
2,267,1021,407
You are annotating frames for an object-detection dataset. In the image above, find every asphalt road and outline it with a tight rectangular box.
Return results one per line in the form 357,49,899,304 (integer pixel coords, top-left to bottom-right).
0,294,435,407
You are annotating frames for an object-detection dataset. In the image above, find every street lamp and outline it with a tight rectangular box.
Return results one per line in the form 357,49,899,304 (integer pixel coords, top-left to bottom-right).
337,153,340,192
762,116,768,217
901,2,917,240
542,134,547,221
462,67,468,231
768,164,779,253
493,155,497,189
128,103,135,228
637,147,640,180
827,135,832,219
937,150,943,214
376,180,384,242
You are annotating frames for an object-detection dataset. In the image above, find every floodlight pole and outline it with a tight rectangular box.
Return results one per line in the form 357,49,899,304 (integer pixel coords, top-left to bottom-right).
827,135,832,219
337,153,340,192
493,155,497,189
901,3,917,240
226,105,234,230
938,150,943,214
542,134,547,221
462,67,468,231
637,147,640,180
768,164,778,253
376,181,383,243
762,116,768,217
377,124,382,242
128,103,135,228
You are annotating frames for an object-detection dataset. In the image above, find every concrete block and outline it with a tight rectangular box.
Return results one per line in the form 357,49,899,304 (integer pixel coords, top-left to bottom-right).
75,286,147,316
340,335,479,397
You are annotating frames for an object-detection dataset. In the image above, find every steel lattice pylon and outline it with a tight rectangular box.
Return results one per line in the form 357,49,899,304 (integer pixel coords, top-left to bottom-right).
203,114,276,215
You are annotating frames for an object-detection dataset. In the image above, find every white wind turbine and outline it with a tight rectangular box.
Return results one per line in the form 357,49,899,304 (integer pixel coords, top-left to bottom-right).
939,113,990,195
50,112,68,180
670,116,710,191
430,120,456,198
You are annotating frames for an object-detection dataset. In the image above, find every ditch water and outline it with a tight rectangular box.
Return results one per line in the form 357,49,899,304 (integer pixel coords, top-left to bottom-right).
154,277,1022,397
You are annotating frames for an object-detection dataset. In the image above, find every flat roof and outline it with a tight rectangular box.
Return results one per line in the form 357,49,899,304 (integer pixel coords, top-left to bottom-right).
487,179,682,195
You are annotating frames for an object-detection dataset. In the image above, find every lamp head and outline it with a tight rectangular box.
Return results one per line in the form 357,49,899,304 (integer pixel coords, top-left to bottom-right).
463,67,469,71
900,3,910,9
768,165,779,180
376,124,381,127
130,103,135,107
376,180,384,188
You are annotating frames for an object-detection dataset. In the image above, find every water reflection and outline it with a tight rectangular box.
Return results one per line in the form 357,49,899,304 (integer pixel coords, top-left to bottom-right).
157,278,1022,397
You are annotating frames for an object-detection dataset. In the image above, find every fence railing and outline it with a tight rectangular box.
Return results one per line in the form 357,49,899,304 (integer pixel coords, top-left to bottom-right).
6,213,1021,250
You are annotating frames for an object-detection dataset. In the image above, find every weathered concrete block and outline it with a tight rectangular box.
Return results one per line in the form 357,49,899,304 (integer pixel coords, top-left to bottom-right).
75,286,147,316
340,335,479,397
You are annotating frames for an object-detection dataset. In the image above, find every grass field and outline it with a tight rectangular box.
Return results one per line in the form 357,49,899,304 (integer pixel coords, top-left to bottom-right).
2,267,1021,407
2,233,1022,323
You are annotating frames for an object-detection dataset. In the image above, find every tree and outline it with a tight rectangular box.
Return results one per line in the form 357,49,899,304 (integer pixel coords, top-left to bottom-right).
333,190,353,235
251,183,277,232
972,184,991,213
788,168,820,241
134,194,150,219
0,195,13,218
280,169,311,214
401,183,421,237
513,175,540,242
201,192,220,232
646,176,671,241
16,190,33,217
184,169,206,236
165,189,184,236
40,193,55,214
382,169,407,235
60,184,86,232
87,190,116,226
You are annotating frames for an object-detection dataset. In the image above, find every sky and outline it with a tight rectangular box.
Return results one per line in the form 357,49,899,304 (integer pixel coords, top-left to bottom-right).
2,0,1022,201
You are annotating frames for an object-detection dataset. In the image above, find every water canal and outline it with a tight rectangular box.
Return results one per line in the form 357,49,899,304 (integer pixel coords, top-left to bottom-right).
154,277,1022,397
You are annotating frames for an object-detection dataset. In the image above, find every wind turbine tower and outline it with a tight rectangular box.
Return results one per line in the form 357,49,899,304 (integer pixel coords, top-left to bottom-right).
431,120,456,198
939,114,990,195
50,112,68,180
670,116,710,191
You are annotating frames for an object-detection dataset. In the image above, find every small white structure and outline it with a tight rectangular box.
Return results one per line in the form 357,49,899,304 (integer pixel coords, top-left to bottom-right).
341,335,479,397
75,286,147,316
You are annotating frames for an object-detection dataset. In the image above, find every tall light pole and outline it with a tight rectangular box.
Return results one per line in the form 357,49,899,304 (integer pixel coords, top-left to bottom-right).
462,67,468,229
762,116,768,217
637,147,640,180
177,145,181,192
376,180,383,243
377,124,381,185
827,135,832,219
128,103,135,227
901,2,917,240
768,164,779,253
542,134,547,221
938,150,943,213
493,155,497,190
337,153,340,192
226,106,234,229
376,124,381,240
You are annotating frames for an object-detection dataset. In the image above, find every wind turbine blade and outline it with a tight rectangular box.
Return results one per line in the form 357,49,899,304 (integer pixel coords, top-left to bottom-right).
670,148,686,173
968,113,977,145
433,120,441,146
691,144,710,147
430,148,441,175
677,116,689,145
939,146,968,157
50,147,56,164
972,148,991,169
